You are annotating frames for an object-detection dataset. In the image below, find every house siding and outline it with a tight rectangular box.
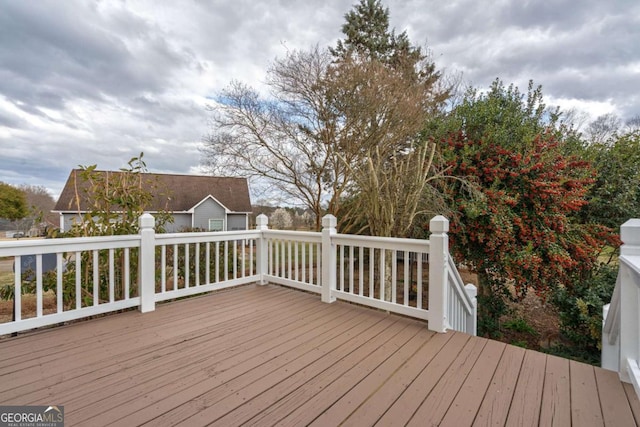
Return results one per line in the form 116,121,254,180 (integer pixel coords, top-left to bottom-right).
227,213,248,231
193,199,226,230
169,214,192,232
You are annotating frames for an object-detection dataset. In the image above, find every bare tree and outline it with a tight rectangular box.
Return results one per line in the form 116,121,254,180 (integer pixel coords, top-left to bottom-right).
586,113,621,144
16,184,56,234
625,114,640,133
201,48,346,230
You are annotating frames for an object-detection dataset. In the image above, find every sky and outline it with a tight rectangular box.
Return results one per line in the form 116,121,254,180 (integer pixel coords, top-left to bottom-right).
1,0,639,200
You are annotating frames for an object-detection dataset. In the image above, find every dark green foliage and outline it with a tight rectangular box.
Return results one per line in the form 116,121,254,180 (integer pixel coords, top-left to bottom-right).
502,317,538,336
580,130,640,232
0,182,27,220
551,263,617,364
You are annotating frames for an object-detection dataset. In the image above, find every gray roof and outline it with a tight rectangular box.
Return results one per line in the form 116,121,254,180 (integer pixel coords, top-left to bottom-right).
54,170,252,213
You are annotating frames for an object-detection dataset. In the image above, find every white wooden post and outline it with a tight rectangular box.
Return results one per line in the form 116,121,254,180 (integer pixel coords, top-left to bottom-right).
429,215,449,333
139,213,156,313
619,219,640,383
255,214,268,285
465,283,478,335
321,214,337,303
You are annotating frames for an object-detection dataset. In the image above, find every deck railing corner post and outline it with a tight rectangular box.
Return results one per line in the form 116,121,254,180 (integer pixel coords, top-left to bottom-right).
139,213,156,313
465,283,478,336
428,215,449,333
618,219,640,383
256,214,269,285
321,214,337,303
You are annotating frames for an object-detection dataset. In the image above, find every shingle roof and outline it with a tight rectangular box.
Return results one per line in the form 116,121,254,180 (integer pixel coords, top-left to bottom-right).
54,170,252,213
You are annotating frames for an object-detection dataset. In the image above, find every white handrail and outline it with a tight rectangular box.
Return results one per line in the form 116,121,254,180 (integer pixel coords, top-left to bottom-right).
0,213,477,336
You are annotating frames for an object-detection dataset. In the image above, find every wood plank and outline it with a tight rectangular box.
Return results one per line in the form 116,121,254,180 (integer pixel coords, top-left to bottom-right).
12,289,326,406
570,359,604,426
539,354,571,427
373,332,471,426
95,304,376,426
2,284,639,427
1,286,312,402
278,326,439,426
595,367,636,426
505,349,547,427
0,285,292,374
438,339,506,427
408,336,488,426
162,309,391,426
207,317,413,426
623,382,640,425
242,321,425,426
473,344,526,427
331,329,453,426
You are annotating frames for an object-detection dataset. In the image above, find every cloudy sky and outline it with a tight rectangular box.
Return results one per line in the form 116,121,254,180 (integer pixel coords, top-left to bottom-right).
1,0,638,199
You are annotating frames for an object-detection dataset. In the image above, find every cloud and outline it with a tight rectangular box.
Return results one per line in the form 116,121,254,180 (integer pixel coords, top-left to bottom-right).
0,0,638,200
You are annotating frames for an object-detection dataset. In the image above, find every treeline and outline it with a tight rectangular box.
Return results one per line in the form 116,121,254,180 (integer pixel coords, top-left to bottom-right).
201,0,640,362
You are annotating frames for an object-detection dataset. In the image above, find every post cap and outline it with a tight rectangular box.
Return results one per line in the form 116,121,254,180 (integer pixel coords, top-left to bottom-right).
621,219,640,246
322,214,337,229
139,213,155,229
429,215,449,233
256,214,269,226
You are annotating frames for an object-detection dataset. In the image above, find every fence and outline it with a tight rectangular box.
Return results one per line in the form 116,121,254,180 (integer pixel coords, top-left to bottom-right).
602,219,640,397
0,213,477,336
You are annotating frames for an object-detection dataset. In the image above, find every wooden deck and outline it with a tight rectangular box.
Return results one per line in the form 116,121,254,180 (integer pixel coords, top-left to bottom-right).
1,284,639,426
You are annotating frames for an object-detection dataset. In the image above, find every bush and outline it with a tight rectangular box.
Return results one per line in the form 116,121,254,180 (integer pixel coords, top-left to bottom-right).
550,263,617,364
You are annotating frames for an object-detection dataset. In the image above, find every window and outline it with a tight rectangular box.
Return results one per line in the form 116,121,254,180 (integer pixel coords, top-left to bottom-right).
208,219,225,232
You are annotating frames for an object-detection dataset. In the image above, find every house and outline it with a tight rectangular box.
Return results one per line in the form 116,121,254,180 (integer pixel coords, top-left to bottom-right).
53,170,252,233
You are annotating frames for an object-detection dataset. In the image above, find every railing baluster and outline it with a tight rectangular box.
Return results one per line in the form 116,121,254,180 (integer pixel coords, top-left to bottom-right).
35,254,43,317
249,239,254,276
359,246,364,296
294,241,298,281
349,245,354,294
125,248,130,299
224,241,229,282
417,256,423,310
391,250,397,304
195,243,200,286
14,255,21,321
339,245,345,292
317,243,321,286
287,240,292,279
185,244,190,288
109,249,114,303
369,247,374,298
75,251,81,309
161,245,166,293
215,241,220,283
173,244,178,290
56,253,63,312
403,251,409,306
308,243,313,285
92,250,99,306
205,242,210,284
241,239,246,278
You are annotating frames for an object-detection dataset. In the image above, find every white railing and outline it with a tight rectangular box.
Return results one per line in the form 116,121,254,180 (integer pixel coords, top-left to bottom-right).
602,219,640,398
0,235,142,335
0,213,477,336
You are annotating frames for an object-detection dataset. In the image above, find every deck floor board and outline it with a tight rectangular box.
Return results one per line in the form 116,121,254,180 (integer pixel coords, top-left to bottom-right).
0,284,637,426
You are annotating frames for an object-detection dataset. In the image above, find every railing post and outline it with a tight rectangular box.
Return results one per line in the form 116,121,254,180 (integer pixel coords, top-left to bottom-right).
429,215,449,333
139,213,156,313
255,214,269,285
321,214,337,303
465,283,478,335
619,219,640,382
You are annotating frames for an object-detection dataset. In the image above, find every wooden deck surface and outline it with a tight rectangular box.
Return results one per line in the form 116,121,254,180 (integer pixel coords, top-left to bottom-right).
1,284,638,426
